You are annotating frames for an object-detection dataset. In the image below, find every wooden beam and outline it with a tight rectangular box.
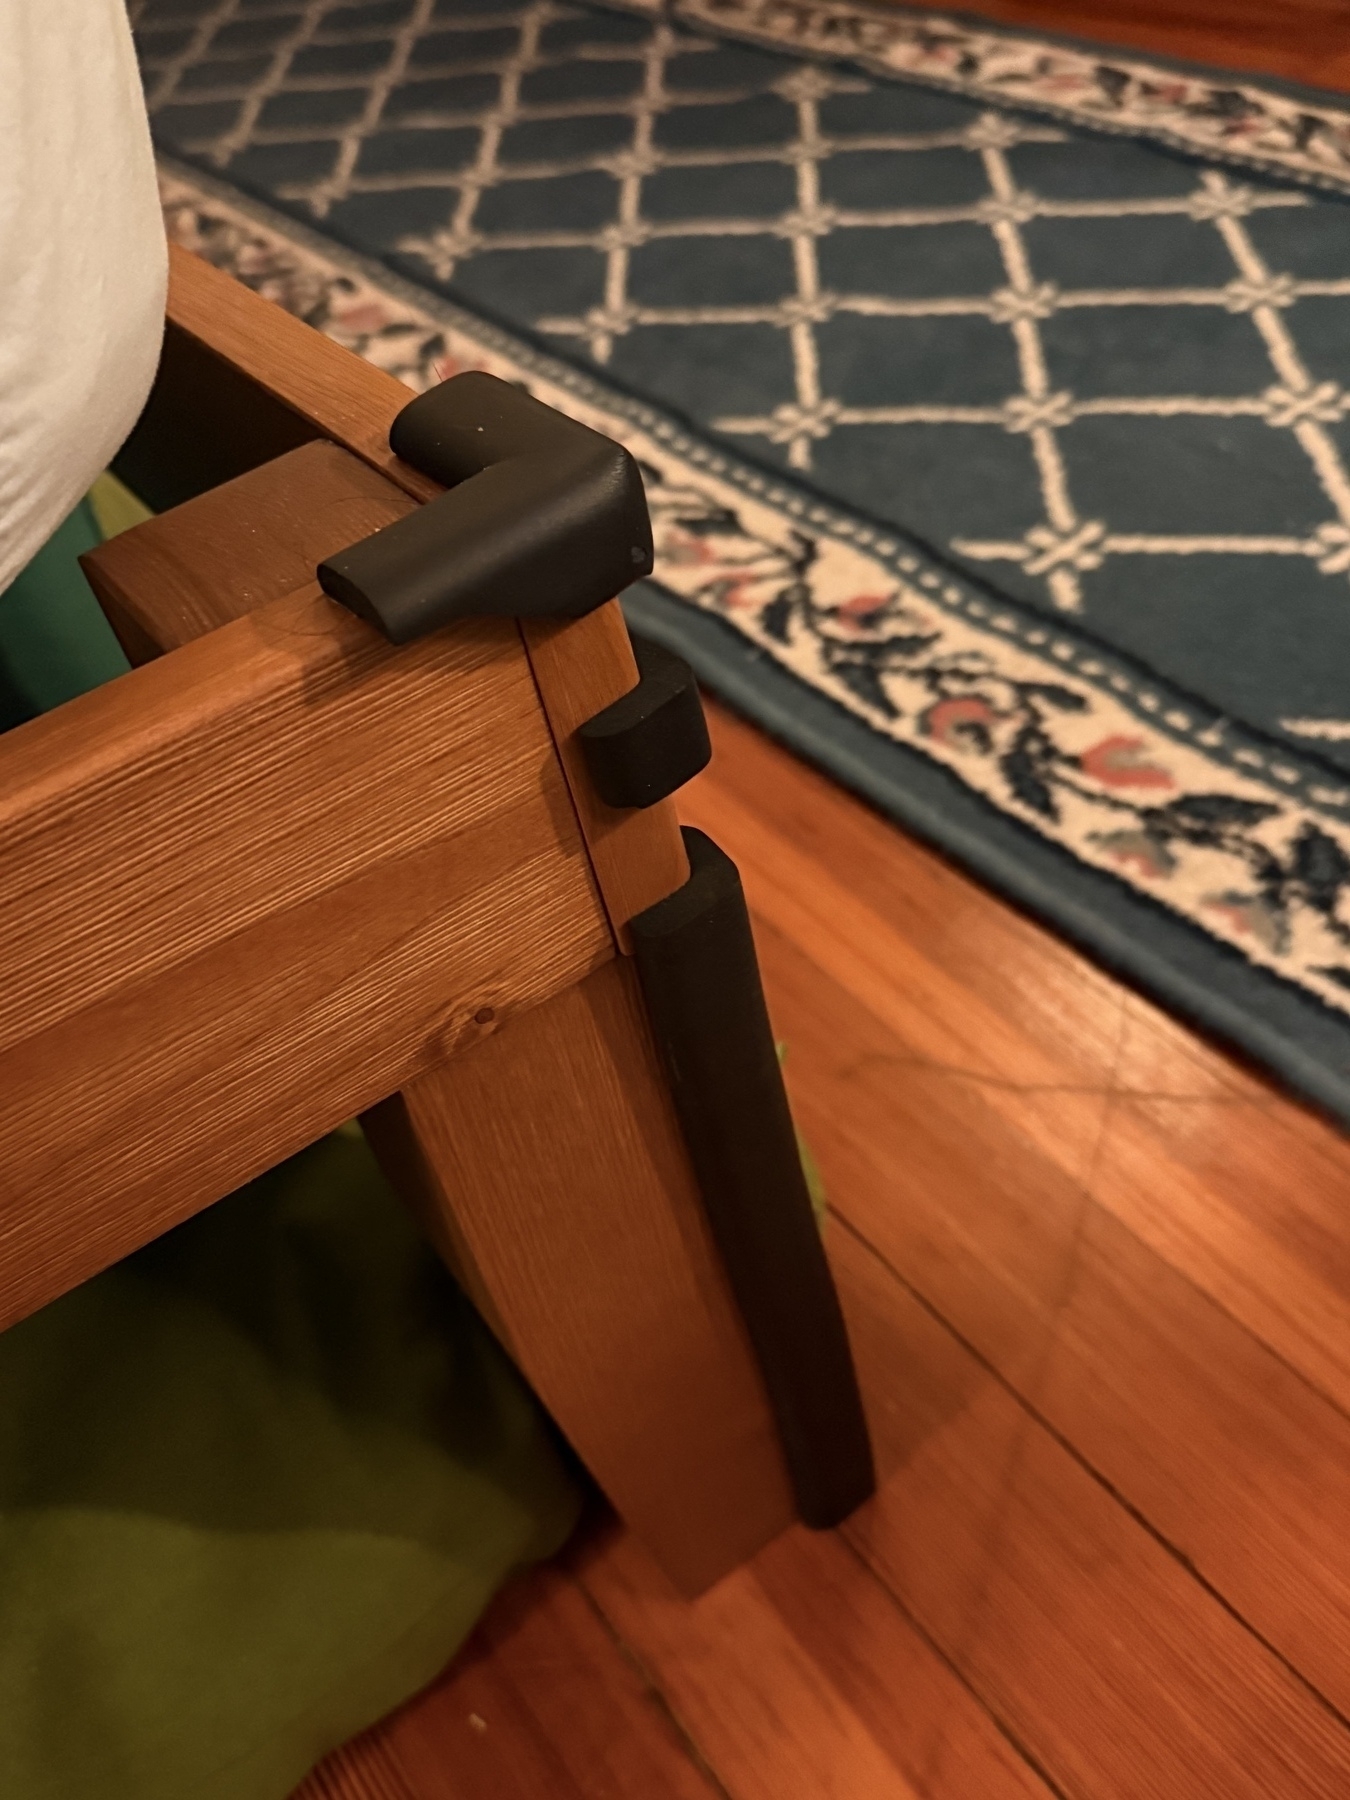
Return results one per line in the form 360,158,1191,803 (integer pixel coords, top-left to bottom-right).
83,440,795,1590
156,244,688,936
0,581,608,1330
87,439,417,661
162,243,437,503
363,960,795,1597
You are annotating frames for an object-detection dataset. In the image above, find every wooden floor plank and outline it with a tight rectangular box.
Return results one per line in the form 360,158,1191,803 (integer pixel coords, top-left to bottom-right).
297,1562,721,1800
1090,1088,1350,1410
680,702,1350,1733
831,1226,1350,1800
685,705,1350,1399
577,1522,1054,1800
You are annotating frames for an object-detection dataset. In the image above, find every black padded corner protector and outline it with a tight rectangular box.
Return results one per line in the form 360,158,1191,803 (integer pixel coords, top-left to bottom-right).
317,371,654,643
578,635,712,809
630,827,876,1530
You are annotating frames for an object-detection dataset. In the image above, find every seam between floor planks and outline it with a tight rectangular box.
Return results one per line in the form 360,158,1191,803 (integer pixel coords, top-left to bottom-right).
302,695,1350,1799
678,703,1350,1791
569,1574,740,1800
831,1207,1350,1735
576,1217,1350,1800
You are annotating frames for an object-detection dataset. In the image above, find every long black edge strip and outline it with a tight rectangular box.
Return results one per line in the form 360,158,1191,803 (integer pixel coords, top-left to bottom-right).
630,825,876,1529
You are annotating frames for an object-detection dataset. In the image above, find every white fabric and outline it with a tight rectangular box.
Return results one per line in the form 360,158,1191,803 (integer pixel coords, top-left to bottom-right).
0,0,166,592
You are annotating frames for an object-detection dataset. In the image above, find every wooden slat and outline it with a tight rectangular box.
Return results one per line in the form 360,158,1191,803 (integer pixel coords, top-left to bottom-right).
830,1225,1350,1800
0,585,608,1329
86,440,415,659
86,444,793,1594
160,245,688,938
362,958,795,1597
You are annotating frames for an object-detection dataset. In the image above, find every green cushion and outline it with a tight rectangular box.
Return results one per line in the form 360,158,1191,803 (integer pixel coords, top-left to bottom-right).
0,510,583,1796
0,497,130,727
0,1132,581,1800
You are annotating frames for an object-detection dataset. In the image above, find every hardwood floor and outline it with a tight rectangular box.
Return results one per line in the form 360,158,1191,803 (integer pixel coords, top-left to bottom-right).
935,0,1350,92
297,695,1350,1800
293,8,1350,1790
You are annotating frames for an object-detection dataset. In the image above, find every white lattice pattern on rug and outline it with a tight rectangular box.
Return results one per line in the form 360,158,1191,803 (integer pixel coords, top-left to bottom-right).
133,0,1350,628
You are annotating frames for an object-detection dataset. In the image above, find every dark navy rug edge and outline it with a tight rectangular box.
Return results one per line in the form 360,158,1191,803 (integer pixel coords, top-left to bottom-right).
155,150,1350,1129
625,579,1350,1124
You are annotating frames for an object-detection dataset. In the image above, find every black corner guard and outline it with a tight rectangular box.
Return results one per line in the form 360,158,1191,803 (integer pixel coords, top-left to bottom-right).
631,827,876,1530
578,635,711,809
317,372,654,643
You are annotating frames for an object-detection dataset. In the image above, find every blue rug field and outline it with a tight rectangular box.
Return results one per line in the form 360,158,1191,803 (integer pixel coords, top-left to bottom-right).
135,0,1350,1121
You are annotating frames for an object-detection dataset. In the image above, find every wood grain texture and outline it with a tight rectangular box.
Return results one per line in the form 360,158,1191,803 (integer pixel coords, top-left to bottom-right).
85,441,415,658
946,0,1350,91
0,583,607,1329
682,703,1350,1780
307,694,1350,1798
521,609,689,942
292,1559,722,1800
296,1741,416,1800
161,247,687,937
363,956,795,1597
576,1517,1052,1800
86,437,784,1592
830,1230,1350,1800
164,245,436,504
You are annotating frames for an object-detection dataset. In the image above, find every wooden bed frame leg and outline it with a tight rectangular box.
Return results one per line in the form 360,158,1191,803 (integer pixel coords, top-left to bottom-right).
361,955,796,1596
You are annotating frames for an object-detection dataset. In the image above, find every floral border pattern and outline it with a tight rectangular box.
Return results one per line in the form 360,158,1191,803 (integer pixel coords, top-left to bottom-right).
670,0,1350,197
160,168,1350,1014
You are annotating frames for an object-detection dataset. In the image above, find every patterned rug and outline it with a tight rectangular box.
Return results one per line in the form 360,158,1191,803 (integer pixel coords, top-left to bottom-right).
134,0,1350,1120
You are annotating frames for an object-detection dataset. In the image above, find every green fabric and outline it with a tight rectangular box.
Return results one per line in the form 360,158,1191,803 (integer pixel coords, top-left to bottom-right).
777,1043,827,1224
87,472,155,541
0,498,131,728
0,1133,582,1800
0,506,583,1797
